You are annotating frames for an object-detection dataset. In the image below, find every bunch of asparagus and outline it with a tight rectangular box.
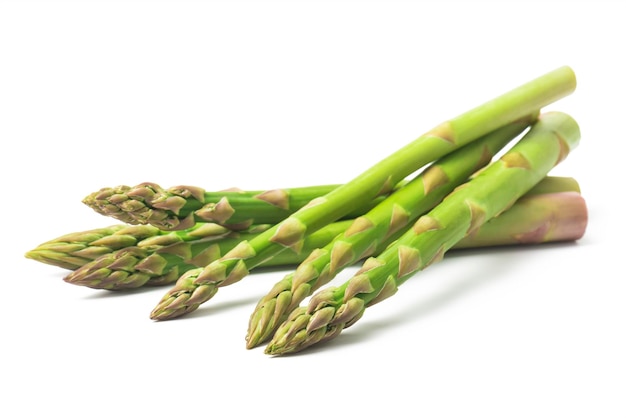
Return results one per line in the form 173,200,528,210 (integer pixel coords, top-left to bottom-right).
26,66,587,355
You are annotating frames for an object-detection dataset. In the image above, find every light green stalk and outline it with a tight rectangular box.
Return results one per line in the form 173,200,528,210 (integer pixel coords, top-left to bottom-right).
244,118,534,348
82,183,388,231
265,111,581,355
149,67,577,321
24,223,234,270
61,176,583,291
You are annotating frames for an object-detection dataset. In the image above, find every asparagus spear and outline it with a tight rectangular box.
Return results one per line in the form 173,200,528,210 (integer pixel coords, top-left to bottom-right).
149,66,577,321
265,111,581,355
24,223,234,270
63,222,349,290
83,183,389,231
244,118,534,348
61,177,583,291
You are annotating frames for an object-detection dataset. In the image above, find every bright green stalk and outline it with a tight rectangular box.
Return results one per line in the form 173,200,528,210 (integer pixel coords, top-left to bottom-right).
61,176,583,291
63,222,348,290
244,118,534,348
265,111,581,355
82,183,388,231
24,223,234,270
149,67,577,321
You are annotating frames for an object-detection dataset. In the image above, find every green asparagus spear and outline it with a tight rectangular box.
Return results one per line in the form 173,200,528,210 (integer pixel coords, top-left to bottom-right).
63,222,348,290
83,183,389,231
244,118,534,348
24,223,234,270
62,177,584,291
149,66,577,321
265,111,581,355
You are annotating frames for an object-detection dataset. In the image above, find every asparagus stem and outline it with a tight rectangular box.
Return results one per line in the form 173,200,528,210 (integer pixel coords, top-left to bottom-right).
265,111,581,355
82,183,389,231
149,66,577,321
244,118,534,348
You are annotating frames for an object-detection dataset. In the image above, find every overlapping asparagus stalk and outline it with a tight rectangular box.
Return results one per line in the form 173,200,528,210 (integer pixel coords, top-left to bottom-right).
244,118,533,348
264,111,580,355
62,222,348,290
83,183,388,231
148,66,577,321
24,223,235,270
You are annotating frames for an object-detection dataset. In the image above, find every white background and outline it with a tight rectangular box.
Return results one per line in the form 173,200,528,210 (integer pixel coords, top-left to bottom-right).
1,1,624,417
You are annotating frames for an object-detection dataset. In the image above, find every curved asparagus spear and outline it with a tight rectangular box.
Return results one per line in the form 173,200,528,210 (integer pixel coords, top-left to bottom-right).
244,118,533,348
149,66,577,321
265,111,581,355
24,223,234,270
83,183,389,231
61,177,583,291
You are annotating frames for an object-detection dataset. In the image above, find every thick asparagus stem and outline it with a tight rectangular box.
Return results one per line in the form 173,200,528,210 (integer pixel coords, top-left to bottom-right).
265,111,581,355
244,119,533,348
149,67,577,321
83,183,388,231
24,223,234,270
61,177,583,291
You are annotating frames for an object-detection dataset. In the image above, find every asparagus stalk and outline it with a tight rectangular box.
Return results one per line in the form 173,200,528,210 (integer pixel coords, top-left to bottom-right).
62,177,583,291
24,223,235,270
265,111,581,355
149,66,577,321
244,118,534,348
63,222,349,290
83,183,389,231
